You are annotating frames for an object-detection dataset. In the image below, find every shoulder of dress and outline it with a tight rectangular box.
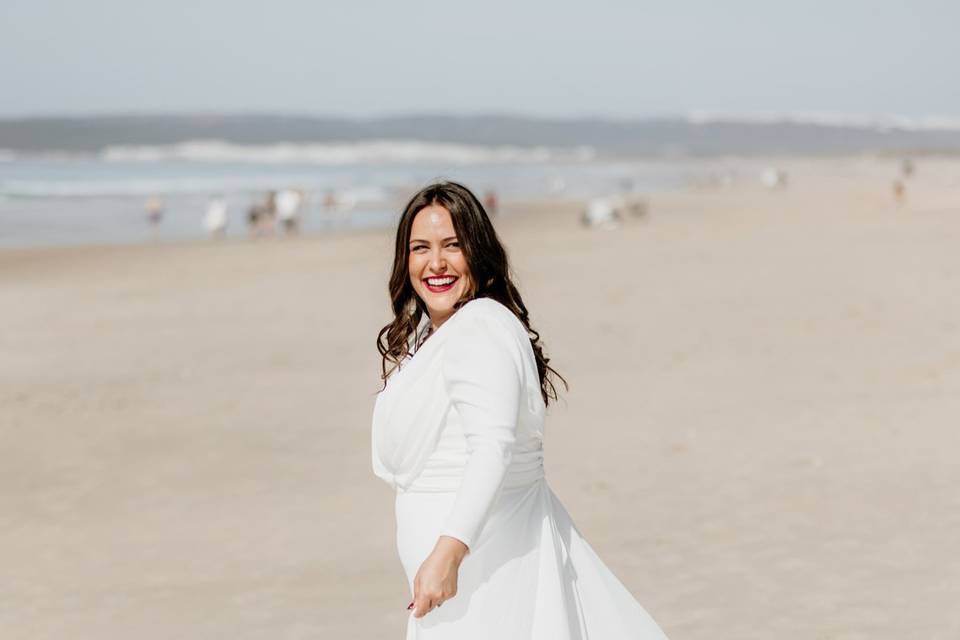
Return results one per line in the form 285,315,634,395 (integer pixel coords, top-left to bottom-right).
456,297,516,323
447,297,529,351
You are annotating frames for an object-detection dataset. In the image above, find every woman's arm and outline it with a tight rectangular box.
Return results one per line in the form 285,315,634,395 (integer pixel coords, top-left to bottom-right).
438,305,523,550
410,302,523,618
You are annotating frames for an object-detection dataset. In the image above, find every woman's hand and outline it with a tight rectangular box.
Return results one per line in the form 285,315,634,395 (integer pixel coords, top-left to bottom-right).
409,535,469,618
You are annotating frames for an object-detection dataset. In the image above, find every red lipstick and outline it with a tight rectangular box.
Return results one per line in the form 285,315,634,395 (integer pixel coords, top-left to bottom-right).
423,275,459,293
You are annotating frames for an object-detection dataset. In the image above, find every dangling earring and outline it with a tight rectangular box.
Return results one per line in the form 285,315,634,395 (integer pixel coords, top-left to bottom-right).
404,297,417,317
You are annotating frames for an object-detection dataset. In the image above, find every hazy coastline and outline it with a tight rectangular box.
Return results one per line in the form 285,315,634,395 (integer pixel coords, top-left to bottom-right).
5,113,960,155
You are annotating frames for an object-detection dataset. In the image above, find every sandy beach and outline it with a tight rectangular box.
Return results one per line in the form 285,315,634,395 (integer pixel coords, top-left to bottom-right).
2,156,959,639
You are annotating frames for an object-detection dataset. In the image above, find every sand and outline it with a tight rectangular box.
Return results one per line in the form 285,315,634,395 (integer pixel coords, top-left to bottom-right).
2,156,959,639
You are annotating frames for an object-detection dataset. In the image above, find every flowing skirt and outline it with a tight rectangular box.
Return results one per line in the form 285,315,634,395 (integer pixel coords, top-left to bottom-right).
395,478,669,639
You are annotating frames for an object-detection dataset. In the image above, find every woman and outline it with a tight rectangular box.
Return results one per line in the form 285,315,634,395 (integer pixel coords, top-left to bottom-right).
372,181,669,639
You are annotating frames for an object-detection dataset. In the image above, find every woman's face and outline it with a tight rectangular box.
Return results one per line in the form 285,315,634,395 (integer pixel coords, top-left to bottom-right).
408,204,472,329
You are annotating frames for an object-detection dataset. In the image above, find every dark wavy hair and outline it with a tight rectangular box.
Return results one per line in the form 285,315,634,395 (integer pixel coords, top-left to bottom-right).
376,180,567,406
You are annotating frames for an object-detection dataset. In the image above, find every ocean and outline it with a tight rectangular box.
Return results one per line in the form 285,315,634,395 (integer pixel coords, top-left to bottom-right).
0,142,701,248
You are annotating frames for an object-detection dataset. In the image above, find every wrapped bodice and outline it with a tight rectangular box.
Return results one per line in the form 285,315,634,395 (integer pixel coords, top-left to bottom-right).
404,393,545,492
371,298,547,548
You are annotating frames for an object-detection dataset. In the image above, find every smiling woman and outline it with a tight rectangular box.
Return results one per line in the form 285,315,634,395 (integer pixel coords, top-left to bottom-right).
376,182,561,395
372,181,669,639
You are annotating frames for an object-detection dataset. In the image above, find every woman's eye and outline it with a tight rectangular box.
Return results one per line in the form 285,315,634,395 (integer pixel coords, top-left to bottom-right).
447,242,460,249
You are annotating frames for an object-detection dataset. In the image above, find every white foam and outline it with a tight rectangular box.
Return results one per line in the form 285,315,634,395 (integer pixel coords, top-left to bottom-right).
0,174,402,200
98,139,593,165
685,110,960,132
4,176,279,198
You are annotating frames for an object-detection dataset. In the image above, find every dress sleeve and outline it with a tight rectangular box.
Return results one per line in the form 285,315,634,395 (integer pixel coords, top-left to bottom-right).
438,306,523,550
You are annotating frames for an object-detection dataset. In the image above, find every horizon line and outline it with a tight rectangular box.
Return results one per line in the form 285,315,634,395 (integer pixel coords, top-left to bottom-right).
2,110,960,131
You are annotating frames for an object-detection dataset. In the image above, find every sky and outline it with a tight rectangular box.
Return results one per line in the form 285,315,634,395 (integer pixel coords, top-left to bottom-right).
2,0,958,120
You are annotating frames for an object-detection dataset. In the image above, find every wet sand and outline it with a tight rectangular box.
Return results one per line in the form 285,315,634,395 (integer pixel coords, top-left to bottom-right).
2,157,959,639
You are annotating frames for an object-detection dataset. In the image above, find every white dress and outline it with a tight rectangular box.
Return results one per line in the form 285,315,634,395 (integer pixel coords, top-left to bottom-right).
372,298,669,639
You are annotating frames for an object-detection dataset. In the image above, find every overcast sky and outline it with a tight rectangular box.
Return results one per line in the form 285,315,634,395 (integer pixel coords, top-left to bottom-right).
2,0,958,119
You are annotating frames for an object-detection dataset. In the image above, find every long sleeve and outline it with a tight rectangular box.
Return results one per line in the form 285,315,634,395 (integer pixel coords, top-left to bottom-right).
437,305,524,550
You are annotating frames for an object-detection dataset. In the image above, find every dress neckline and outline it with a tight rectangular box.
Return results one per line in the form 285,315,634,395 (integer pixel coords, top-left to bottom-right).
400,300,478,374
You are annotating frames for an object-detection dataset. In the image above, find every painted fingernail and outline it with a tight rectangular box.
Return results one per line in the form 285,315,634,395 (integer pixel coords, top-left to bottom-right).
407,602,414,610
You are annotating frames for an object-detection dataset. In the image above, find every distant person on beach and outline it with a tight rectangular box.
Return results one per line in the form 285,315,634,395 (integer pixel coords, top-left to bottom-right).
617,178,649,219
248,192,282,237
581,198,622,229
262,191,278,234
145,195,164,229
624,195,649,219
893,179,906,207
247,199,265,237
482,189,499,217
204,196,228,238
275,188,303,235
762,168,788,190
323,189,338,210
901,158,915,179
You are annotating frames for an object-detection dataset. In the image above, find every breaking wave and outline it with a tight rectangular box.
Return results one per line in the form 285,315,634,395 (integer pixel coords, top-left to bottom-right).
99,139,596,165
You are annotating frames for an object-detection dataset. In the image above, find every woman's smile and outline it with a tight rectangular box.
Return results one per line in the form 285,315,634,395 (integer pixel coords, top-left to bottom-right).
423,275,459,293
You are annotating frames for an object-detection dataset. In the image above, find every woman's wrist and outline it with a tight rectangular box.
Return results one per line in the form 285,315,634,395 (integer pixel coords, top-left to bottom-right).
436,535,470,565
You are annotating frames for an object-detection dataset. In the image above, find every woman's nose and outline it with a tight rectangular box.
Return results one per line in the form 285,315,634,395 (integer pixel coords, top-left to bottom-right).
429,250,446,272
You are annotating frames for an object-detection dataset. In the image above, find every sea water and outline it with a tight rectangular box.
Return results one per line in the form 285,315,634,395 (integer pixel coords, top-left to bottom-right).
0,144,699,248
